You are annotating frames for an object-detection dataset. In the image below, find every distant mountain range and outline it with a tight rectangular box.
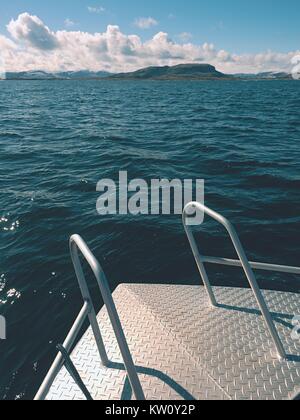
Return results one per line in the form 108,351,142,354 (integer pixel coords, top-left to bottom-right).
235,71,292,80
5,70,112,80
3,65,293,81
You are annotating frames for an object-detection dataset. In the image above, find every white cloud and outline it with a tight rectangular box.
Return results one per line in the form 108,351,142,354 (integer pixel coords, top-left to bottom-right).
0,13,298,74
134,17,158,30
64,18,75,28
7,13,58,50
178,32,193,42
88,6,105,14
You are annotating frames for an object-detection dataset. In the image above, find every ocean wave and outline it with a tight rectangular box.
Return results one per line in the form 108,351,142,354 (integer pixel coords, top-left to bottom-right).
1,79,299,399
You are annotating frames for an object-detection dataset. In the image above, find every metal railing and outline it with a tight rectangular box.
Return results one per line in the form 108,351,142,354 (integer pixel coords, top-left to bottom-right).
183,202,300,361
35,234,145,401
56,344,93,400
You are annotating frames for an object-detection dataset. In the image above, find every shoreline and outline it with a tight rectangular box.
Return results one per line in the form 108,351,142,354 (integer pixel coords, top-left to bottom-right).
1,77,294,81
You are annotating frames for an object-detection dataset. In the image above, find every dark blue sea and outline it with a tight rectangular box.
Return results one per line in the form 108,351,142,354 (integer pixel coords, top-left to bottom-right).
0,80,300,399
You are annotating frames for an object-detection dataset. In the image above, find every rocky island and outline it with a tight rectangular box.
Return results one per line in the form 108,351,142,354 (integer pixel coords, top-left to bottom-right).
108,64,230,80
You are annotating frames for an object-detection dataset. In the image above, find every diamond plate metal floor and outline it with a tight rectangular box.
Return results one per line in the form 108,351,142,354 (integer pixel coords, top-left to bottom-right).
47,284,300,401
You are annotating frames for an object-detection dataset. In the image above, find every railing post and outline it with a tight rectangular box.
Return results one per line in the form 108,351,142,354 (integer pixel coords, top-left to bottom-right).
183,202,287,360
35,302,91,400
70,241,109,367
69,235,145,400
183,213,217,307
224,221,286,360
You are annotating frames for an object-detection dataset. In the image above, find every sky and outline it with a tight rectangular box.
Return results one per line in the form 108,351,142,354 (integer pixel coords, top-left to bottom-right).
0,0,299,74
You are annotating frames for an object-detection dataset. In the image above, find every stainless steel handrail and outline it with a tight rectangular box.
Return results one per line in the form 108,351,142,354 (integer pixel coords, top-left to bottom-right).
35,235,145,400
70,235,145,400
35,301,92,400
202,256,300,275
56,344,93,400
182,202,300,360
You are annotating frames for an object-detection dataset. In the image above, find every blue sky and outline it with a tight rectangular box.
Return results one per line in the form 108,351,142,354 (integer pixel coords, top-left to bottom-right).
0,0,299,73
1,0,299,53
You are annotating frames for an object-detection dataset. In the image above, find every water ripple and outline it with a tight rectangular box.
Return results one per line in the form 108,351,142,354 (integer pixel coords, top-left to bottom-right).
0,79,299,399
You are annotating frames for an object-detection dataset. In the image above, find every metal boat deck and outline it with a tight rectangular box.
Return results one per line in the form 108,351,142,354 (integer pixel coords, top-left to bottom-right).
47,283,299,400
35,203,300,401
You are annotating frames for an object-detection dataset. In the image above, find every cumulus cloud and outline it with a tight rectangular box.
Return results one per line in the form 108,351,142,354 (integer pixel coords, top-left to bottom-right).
178,32,193,42
7,13,59,50
64,18,75,28
88,6,105,14
134,17,159,29
0,13,298,74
